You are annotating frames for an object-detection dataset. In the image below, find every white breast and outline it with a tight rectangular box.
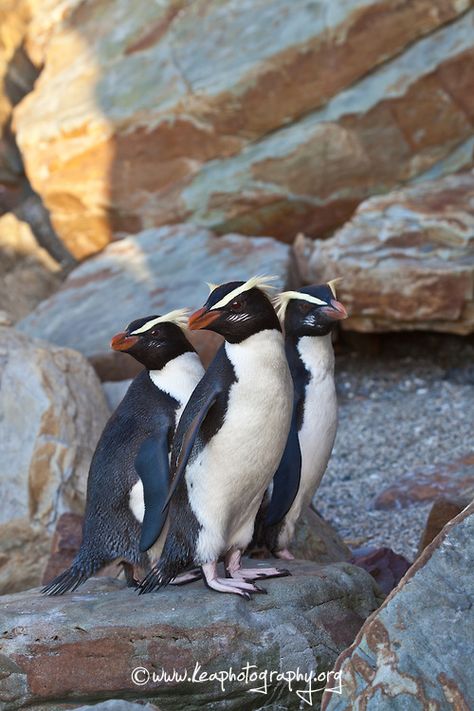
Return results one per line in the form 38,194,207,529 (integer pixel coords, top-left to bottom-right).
129,351,204,524
188,329,293,562
149,351,205,424
278,334,338,548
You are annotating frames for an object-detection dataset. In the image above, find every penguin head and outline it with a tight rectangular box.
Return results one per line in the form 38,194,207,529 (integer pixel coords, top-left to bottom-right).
188,275,281,343
276,279,348,338
110,309,195,369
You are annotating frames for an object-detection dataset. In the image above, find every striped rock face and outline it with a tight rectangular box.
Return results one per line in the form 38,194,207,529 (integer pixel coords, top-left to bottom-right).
17,224,291,380
13,0,474,258
0,328,110,594
322,503,474,711
297,171,474,335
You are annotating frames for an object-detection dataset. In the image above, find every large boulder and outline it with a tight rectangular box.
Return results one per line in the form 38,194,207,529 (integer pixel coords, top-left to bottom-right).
0,212,62,322
321,502,474,711
17,224,293,379
297,171,474,335
12,1,474,258
0,560,383,710
0,327,110,594
0,0,34,209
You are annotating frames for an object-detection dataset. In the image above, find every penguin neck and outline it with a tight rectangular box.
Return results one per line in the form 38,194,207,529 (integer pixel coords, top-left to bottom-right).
149,351,204,405
294,333,335,382
224,328,285,369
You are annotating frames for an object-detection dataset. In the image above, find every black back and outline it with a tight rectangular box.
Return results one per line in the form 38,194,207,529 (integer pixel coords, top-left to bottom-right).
81,371,178,559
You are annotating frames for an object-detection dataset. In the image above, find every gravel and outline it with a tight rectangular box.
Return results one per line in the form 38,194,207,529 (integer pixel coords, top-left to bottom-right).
315,333,474,561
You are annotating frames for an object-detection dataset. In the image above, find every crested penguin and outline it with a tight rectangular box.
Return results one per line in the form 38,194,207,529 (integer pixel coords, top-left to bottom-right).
138,276,294,598
253,281,347,560
42,310,204,595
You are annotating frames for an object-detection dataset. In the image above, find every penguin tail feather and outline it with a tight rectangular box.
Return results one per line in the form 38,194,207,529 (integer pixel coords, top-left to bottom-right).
137,562,172,594
41,556,101,596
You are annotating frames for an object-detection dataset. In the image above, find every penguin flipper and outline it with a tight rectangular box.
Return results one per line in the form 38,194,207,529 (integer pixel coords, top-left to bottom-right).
135,433,170,552
162,387,220,512
265,405,302,527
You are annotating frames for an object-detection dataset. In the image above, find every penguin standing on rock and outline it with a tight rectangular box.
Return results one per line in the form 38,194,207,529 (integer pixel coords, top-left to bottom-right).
42,310,204,595
253,281,347,560
139,276,294,598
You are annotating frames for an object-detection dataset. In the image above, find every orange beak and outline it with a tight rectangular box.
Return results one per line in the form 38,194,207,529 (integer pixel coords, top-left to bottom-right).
188,307,221,331
322,299,348,321
110,332,139,351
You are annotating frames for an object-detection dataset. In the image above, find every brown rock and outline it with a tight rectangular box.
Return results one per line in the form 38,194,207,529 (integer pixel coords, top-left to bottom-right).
301,171,474,335
17,224,292,380
0,0,33,201
321,502,474,711
13,1,474,257
0,212,63,322
291,507,351,564
372,453,474,510
0,328,110,594
0,560,383,710
418,497,469,553
350,547,412,596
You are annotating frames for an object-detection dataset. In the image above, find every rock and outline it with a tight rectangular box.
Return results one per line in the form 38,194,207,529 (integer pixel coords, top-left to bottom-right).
291,507,351,564
17,224,292,380
0,560,383,710
321,502,474,711
75,703,159,711
13,1,474,257
372,453,474,510
0,212,62,322
0,328,110,594
0,0,34,205
350,547,412,596
418,497,469,554
300,171,474,335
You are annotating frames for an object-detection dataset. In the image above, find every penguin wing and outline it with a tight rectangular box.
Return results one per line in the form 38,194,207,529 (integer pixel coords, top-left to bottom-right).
161,384,221,512
265,399,302,527
135,432,171,552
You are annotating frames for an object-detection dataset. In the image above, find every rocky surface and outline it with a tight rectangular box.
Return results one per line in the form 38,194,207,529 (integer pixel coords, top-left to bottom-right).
418,497,469,554
290,507,351,564
0,560,383,711
17,224,292,380
0,212,63,322
297,171,474,335
12,1,474,257
372,453,474,510
75,703,160,711
0,328,110,594
322,502,474,711
0,0,34,209
317,333,474,560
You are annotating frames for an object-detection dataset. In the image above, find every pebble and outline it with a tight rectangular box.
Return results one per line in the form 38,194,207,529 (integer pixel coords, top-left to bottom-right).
316,334,474,561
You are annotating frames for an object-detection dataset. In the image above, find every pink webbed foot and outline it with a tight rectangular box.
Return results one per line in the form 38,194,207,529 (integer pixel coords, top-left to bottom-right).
225,549,290,582
275,548,295,561
202,562,265,598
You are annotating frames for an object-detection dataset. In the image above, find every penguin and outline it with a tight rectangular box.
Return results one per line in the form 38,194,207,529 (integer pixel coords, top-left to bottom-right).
42,309,205,595
138,276,294,598
252,280,347,560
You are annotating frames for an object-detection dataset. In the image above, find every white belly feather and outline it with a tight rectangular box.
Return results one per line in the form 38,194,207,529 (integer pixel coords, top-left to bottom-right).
128,352,204,547
278,334,337,549
187,330,293,563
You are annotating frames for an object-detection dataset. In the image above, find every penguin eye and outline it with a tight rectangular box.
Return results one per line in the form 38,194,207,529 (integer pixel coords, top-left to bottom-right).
230,299,243,312
298,301,312,315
